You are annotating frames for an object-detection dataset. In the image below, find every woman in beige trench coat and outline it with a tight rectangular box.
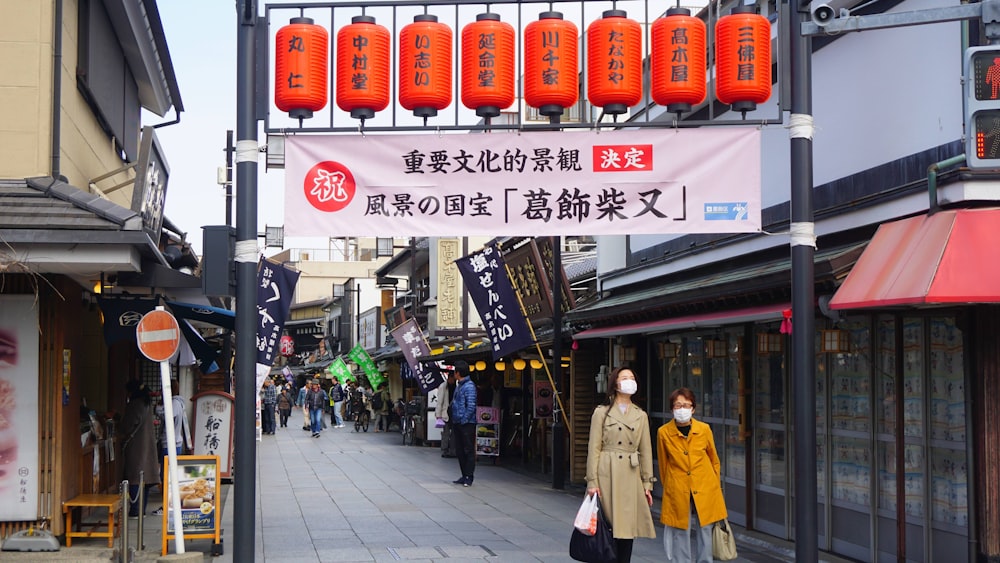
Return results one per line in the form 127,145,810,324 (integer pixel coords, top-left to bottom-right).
586,367,656,562
657,387,727,562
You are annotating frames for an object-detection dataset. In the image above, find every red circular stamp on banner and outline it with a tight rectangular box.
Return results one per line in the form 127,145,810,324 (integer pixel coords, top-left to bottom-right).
303,161,356,213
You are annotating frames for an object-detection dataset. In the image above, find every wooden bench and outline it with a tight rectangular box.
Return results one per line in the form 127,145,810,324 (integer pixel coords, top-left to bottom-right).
63,494,121,547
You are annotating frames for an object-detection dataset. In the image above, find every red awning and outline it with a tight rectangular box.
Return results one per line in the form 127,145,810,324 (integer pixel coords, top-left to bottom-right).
830,208,1000,309
573,303,790,339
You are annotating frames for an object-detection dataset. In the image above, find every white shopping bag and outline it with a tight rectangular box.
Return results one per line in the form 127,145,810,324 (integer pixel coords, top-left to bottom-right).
573,493,599,536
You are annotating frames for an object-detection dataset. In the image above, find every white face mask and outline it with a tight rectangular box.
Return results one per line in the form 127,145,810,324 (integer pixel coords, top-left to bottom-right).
673,408,693,423
618,379,637,395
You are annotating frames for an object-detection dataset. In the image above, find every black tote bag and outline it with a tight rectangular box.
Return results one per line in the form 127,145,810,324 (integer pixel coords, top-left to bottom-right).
569,499,617,563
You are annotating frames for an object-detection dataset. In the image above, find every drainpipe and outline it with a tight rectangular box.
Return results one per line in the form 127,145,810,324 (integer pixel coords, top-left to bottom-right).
50,0,63,180
927,154,966,214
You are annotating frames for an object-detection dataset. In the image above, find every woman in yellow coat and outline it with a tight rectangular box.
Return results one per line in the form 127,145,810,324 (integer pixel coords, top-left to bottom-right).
586,367,656,562
657,387,727,562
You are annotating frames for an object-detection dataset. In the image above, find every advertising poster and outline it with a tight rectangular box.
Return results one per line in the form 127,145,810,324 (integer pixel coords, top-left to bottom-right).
534,379,554,419
0,295,40,520
164,456,219,534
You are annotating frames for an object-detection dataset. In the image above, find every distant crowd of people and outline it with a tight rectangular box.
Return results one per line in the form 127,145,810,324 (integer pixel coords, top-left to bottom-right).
257,376,400,438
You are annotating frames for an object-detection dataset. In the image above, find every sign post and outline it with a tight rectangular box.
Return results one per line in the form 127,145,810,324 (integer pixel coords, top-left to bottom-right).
136,307,185,554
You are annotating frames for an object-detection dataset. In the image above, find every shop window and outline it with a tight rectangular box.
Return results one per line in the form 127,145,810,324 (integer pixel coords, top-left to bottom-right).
755,428,785,489
754,324,785,425
902,317,925,438
77,0,141,162
928,317,964,442
829,318,871,433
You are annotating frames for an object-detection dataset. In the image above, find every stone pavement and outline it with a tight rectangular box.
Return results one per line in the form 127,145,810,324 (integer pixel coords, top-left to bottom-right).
1,412,859,562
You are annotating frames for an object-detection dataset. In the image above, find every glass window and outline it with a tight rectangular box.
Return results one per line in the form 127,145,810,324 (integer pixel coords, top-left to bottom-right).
904,444,926,517
929,317,964,442
876,316,896,436
756,429,786,489
830,318,870,433
902,317,924,438
725,425,745,481
685,339,706,408
878,440,897,513
727,331,742,421
930,446,968,527
706,354,726,419
754,324,785,425
831,435,871,507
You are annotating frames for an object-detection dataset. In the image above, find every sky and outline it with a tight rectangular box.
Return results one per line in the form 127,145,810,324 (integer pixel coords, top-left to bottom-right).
152,1,710,254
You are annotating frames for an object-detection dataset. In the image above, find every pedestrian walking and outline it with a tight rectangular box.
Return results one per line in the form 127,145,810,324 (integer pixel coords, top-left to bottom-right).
373,383,391,432
657,387,727,563
330,379,345,428
261,378,277,435
122,379,161,517
436,368,456,458
305,379,328,437
585,366,656,563
277,388,293,428
449,360,477,487
297,382,310,430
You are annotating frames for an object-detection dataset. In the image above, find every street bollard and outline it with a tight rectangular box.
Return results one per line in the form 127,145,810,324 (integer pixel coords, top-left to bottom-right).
137,470,145,551
119,480,128,563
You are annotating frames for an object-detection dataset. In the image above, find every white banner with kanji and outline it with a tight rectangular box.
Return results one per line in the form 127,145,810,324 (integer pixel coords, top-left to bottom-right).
284,128,760,237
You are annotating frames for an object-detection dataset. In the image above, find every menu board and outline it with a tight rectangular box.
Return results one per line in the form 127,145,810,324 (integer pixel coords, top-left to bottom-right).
161,455,223,555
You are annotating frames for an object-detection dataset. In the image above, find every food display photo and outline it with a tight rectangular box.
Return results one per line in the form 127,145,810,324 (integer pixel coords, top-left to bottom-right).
164,457,219,533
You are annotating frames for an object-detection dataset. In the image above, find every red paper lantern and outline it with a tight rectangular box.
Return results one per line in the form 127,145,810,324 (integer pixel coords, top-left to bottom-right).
586,10,642,116
651,7,706,114
524,11,578,117
715,6,772,114
279,335,295,357
399,14,452,119
461,13,515,118
274,17,328,119
336,15,391,121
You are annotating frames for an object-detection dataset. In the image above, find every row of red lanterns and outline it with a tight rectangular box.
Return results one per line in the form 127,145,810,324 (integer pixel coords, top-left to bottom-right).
274,7,771,123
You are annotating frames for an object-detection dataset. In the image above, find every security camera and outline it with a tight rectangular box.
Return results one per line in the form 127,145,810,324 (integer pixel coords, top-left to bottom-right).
809,0,853,26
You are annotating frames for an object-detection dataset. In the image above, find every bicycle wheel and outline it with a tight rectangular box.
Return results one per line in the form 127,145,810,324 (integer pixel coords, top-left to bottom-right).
361,411,370,432
354,413,361,432
402,419,412,445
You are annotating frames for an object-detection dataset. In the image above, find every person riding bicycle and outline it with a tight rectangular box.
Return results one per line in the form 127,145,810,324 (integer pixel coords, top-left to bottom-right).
349,385,369,421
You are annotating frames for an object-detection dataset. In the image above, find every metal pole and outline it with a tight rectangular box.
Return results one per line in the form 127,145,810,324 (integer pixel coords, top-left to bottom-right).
789,1,818,561
235,1,258,561
551,236,565,489
222,131,235,395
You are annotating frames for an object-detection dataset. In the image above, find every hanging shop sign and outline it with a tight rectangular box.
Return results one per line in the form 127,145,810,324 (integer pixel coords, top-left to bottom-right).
274,17,328,119
284,128,761,237
461,13,515,118
399,14,452,118
336,15,390,121
715,6,772,114
586,10,642,116
651,7,707,114
524,11,579,117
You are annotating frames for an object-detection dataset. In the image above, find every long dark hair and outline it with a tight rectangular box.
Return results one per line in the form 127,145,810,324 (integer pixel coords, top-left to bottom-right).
604,366,636,405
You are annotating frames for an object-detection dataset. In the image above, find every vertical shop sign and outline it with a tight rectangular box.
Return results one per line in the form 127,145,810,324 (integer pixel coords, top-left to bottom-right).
456,243,533,359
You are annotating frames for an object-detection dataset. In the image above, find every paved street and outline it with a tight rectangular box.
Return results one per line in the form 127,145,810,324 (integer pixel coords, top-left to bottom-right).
18,410,857,562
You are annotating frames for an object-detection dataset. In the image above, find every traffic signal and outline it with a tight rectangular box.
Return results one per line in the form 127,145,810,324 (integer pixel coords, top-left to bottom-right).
965,46,1000,168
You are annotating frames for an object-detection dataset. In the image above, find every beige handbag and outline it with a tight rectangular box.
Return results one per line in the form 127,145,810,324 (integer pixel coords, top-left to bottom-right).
712,519,738,561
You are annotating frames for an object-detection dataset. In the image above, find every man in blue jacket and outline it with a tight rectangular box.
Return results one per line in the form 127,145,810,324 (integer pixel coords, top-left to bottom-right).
449,360,478,487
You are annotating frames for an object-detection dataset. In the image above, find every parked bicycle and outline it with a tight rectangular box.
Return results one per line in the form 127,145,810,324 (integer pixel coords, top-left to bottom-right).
401,400,421,446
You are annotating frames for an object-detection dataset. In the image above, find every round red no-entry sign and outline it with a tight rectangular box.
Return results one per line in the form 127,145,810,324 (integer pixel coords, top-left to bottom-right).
136,310,180,362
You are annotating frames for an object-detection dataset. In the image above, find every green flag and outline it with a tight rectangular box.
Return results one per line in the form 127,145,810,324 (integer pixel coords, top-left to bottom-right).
349,344,383,388
327,357,354,383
